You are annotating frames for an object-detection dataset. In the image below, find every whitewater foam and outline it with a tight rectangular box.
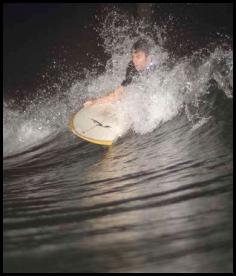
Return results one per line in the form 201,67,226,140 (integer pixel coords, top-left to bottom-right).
3,9,233,156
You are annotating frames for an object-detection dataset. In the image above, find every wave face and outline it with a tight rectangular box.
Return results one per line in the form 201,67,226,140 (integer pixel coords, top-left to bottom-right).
3,6,233,273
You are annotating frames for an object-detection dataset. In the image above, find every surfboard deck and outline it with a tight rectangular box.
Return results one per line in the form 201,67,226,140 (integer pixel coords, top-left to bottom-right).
69,103,124,146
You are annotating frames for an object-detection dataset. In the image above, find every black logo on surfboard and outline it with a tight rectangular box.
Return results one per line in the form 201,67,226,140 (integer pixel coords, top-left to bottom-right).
90,118,111,128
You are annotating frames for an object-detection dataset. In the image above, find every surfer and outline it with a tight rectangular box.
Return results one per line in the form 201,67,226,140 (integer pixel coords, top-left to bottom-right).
84,38,157,107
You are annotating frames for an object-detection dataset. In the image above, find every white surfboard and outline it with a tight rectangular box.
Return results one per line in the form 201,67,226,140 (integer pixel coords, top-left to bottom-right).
69,103,124,145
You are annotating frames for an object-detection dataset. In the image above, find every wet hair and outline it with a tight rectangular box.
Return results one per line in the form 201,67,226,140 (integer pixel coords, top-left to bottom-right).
131,39,151,55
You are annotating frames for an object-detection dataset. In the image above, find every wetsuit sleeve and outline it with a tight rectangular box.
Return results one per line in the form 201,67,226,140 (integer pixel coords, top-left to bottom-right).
121,61,137,87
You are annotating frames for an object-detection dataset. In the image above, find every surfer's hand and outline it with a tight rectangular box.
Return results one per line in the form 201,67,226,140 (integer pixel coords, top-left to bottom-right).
84,100,94,107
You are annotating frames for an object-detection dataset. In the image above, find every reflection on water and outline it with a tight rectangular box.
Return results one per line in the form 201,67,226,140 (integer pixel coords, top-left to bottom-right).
3,114,232,272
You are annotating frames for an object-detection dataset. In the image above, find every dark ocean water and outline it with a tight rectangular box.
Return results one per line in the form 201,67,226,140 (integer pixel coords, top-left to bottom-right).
3,4,233,273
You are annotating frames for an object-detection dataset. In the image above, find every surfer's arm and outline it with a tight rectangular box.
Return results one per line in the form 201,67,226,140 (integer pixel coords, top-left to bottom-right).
84,85,124,107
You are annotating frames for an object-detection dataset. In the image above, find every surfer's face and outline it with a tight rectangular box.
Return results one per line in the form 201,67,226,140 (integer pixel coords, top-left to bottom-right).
132,50,149,71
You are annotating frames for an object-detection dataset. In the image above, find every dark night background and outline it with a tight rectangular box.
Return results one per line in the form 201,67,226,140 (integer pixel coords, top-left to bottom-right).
3,3,233,98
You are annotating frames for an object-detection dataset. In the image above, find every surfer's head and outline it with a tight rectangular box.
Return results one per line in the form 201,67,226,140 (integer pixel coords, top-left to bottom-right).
131,39,151,71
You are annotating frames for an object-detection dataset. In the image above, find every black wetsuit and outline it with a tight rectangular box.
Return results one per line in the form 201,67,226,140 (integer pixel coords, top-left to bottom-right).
121,60,157,87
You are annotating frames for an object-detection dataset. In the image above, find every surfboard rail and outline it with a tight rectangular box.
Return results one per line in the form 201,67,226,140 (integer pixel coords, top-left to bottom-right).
69,112,114,146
